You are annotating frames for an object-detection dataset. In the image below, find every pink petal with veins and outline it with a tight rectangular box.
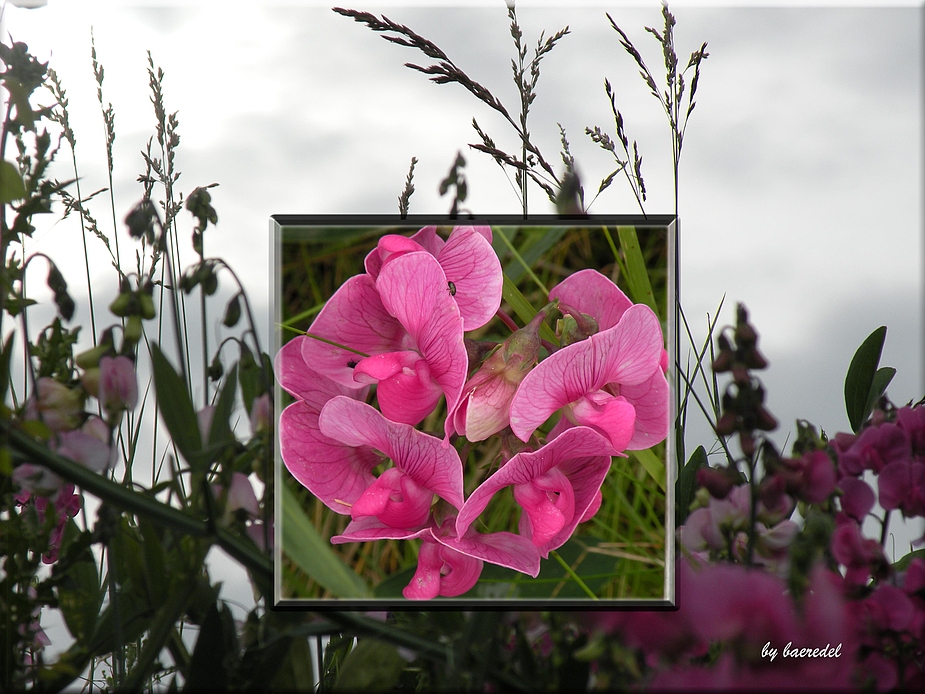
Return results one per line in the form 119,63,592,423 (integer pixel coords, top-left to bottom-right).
549,268,633,331
319,396,465,510
299,274,406,390
437,227,502,330
375,252,467,425
350,467,433,529
432,515,541,578
279,401,379,514
354,351,443,426
276,336,368,405
456,426,612,558
509,304,664,442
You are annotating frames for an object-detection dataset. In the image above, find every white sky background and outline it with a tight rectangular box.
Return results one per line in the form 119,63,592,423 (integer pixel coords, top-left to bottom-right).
3,0,923,647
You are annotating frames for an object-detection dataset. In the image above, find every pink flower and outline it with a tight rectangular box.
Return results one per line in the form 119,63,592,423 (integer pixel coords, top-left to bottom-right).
878,459,925,517
549,268,633,335
226,472,260,518
837,476,876,522
277,336,378,515
249,393,272,435
54,416,112,473
364,225,501,330
450,311,544,441
509,303,667,452
896,405,925,456
25,377,84,431
456,426,613,557
314,396,464,536
837,422,911,477
831,516,888,585
403,532,483,600
300,252,468,426
97,355,138,415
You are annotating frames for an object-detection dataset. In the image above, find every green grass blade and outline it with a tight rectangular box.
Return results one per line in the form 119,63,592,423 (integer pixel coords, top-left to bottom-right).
616,226,659,320
281,483,371,599
629,447,666,491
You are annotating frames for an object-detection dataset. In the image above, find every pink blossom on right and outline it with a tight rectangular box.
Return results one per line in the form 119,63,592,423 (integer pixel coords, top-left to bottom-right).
509,303,667,452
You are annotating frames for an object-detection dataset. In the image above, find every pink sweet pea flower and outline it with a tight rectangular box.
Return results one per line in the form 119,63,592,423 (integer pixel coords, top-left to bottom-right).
277,336,378,515
316,396,464,534
896,404,925,456
54,416,112,473
878,458,925,517
403,532,483,600
364,226,501,330
837,422,912,477
831,515,889,585
25,378,84,432
300,252,468,426
837,476,876,522
97,355,138,415
456,426,613,558
509,303,667,452
549,268,633,334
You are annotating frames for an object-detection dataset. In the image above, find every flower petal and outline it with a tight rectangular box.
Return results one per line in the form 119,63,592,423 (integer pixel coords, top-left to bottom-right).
456,426,612,556
549,268,633,332
276,336,367,404
438,227,503,330
331,517,430,544
618,368,669,450
350,467,433,529
355,352,444,425
510,304,662,441
319,396,465,509
376,252,468,422
569,391,636,452
299,274,406,389
433,521,541,578
279,400,379,514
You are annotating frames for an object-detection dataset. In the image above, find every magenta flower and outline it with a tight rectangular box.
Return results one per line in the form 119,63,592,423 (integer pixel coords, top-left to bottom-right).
831,516,888,585
837,476,876,522
97,355,138,415
277,336,378,515
299,251,468,426
456,426,613,557
54,416,112,473
509,303,667,452
878,458,925,517
837,421,911,477
364,225,501,330
896,404,925,455
314,396,464,536
403,531,483,600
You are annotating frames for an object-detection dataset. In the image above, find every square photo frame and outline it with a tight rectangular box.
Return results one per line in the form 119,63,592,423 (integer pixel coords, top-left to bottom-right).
271,215,678,609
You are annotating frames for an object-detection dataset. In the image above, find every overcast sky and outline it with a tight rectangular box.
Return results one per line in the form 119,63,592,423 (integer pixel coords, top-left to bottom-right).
4,0,923,633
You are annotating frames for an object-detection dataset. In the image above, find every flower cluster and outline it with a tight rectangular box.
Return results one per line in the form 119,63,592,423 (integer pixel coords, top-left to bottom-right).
588,310,925,690
277,226,669,599
11,355,137,563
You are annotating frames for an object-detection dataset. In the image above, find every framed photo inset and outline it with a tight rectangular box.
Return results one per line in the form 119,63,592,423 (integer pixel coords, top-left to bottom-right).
272,215,678,609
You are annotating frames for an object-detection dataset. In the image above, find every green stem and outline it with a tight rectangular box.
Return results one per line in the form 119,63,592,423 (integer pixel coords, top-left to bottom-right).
549,550,598,600
494,228,549,299
2,421,272,586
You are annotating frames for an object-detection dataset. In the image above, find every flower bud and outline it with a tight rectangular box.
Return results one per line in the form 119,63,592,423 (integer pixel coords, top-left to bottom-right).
124,315,143,343
453,312,543,441
249,393,271,435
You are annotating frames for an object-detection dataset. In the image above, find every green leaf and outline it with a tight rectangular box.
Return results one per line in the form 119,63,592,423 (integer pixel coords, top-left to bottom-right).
864,366,896,423
844,326,887,432
0,331,15,403
0,159,26,203
676,445,706,528
150,343,203,469
207,363,238,452
56,521,101,642
629,446,666,491
185,603,238,691
332,640,406,693
616,226,660,320
282,482,371,598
